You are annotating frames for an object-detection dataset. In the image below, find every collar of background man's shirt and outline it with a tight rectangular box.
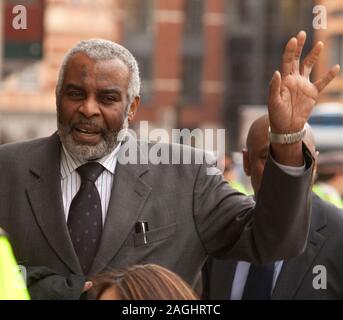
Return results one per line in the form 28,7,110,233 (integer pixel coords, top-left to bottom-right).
60,142,121,180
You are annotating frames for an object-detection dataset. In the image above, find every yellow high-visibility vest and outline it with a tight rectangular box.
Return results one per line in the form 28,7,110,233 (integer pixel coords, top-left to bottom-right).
0,229,30,300
229,180,251,195
313,184,343,209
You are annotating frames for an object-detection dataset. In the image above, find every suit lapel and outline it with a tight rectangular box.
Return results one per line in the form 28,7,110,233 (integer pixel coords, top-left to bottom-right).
89,138,151,275
272,196,327,299
26,133,82,274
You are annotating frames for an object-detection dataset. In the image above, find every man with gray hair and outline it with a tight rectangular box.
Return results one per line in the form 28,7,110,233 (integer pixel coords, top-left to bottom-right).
56,39,140,163
0,32,340,299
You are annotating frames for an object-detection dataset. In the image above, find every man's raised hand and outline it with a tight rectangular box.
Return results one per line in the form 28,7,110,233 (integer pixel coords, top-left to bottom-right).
268,30,340,135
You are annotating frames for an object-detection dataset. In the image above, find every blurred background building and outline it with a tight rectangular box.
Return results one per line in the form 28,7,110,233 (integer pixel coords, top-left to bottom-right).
0,0,342,152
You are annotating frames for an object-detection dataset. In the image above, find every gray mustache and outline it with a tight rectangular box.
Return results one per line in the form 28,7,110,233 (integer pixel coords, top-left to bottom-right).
72,121,104,133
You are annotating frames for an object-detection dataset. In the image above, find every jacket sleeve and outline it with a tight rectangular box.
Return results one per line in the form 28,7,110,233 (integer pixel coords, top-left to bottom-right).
194,144,314,264
26,266,86,300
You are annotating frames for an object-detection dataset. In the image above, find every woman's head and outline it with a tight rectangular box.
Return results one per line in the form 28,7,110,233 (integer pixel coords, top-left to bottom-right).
91,264,198,300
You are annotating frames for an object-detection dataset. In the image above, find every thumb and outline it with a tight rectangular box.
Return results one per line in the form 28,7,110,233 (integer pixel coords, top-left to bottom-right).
269,70,281,104
82,281,93,293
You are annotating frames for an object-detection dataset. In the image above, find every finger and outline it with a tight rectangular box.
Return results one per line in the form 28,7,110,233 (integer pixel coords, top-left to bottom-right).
301,41,324,78
269,70,281,104
281,37,297,77
293,31,306,73
314,64,341,92
82,281,93,293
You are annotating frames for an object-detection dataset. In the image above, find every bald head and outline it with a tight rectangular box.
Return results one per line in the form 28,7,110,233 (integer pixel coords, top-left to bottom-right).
246,115,269,155
243,114,316,194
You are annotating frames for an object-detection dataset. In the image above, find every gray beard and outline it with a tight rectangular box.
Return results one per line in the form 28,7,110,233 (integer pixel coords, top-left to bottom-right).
57,117,129,162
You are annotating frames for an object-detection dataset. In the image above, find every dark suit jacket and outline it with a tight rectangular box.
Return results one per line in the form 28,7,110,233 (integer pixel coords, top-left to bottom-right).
202,194,343,300
0,133,313,299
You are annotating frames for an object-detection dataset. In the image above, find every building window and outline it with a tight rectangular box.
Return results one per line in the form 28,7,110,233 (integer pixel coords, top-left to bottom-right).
182,56,202,104
125,0,153,35
135,55,153,103
123,0,154,103
4,0,44,60
2,0,44,79
184,0,204,36
237,0,251,23
331,35,343,69
182,0,204,104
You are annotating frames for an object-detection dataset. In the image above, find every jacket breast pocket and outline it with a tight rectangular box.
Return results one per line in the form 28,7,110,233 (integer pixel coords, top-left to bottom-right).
133,223,177,247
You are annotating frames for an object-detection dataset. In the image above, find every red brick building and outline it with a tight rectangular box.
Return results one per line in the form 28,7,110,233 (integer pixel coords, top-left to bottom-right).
0,0,226,142
2,0,340,148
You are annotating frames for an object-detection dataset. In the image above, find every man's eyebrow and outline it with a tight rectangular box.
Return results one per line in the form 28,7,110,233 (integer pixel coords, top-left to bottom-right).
64,83,84,91
97,87,122,95
64,84,123,95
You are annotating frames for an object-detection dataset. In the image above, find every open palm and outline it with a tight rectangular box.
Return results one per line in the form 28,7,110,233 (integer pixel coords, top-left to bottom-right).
269,31,340,134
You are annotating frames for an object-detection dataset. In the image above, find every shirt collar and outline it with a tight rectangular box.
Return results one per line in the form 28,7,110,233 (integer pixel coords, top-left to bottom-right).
60,143,121,180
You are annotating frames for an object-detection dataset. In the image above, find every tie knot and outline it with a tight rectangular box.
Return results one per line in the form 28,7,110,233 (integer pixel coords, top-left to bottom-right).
77,162,104,182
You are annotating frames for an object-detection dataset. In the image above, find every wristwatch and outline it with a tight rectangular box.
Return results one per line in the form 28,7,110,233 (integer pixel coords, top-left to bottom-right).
269,124,307,144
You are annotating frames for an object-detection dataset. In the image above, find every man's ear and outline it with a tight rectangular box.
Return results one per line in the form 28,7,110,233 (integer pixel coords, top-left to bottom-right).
242,148,251,176
128,96,140,122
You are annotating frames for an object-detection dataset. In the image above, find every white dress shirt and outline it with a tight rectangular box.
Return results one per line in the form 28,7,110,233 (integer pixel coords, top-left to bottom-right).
60,143,121,225
271,157,306,177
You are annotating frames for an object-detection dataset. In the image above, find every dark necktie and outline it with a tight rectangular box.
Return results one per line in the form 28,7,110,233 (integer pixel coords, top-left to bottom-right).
67,162,104,275
241,263,275,300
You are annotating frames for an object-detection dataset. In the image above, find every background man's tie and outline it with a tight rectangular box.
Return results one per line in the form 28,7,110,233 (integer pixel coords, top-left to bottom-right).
241,263,275,300
67,162,104,275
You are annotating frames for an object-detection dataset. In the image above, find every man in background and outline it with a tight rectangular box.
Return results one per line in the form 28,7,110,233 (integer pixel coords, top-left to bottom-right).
202,115,343,300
